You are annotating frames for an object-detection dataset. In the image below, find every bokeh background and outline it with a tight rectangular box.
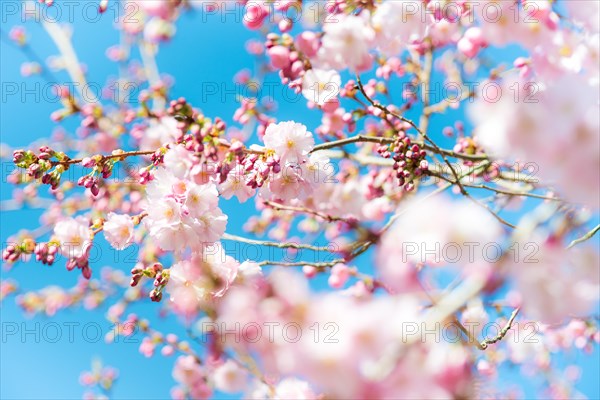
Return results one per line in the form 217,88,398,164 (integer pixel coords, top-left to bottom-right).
1,1,598,399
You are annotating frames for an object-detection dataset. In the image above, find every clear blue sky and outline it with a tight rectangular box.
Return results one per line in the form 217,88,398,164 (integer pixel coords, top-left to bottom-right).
1,3,598,399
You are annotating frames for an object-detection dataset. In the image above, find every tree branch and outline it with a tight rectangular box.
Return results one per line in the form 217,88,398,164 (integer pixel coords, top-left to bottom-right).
568,224,600,249
480,308,520,350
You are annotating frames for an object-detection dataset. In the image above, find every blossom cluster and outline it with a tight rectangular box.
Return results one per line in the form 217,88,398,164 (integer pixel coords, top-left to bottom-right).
2,0,599,399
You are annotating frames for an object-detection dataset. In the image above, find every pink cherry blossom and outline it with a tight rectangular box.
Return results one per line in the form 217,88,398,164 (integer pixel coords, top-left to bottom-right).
301,69,341,106
144,168,227,250
172,355,212,399
53,216,92,259
103,213,134,250
4,1,600,398
378,194,503,290
470,74,600,207
296,31,320,58
212,360,248,393
219,165,255,203
372,1,427,56
508,239,600,324
317,13,375,72
273,378,317,400
262,121,315,164
166,247,239,316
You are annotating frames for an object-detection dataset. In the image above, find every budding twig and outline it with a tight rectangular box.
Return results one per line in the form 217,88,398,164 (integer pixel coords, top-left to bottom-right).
480,308,521,350
50,150,156,166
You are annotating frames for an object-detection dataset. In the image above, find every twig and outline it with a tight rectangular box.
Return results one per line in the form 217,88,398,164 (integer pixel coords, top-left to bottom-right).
0,29,59,84
138,40,165,111
381,162,491,233
461,183,561,202
355,75,422,136
427,169,516,228
257,259,344,268
419,43,433,136
312,134,487,161
568,224,600,249
262,200,346,223
41,19,95,103
50,150,156,166
480,308,520,350
222,233,334,252
356,74,480,202
454,317,485,350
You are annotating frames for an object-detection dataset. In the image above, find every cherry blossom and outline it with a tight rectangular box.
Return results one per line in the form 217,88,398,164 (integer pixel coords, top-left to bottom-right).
272,378,317,400
166,247,239,316
172,355,212,399
372,0,427,56
138,117,180,152
508,239,600,324
144,167,227,250
301,68,341,106
219,165,255,203
103,213,134,250
2,1,599,398
378,194,504,291
53,216,92,259
262,121,315,164
470,74,600,207
317,13,375,72
212,360,248,394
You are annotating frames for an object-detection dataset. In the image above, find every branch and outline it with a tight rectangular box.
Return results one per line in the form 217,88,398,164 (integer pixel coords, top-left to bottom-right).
453,317,485,350
0,29,59,84
461,183,562,202
480,308,520,350
380,162,491,233
426,170,516,229
257,259,344,268
419,43,434,136
355,75,423,136
262,200,347,223
41,19,96,103
222,233,334,252
568,224,600,249
312,134,488,162
50,150,156,166
138,40,165,111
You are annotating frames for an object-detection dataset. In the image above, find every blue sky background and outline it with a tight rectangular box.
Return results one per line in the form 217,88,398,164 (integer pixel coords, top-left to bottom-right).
1,2,599,399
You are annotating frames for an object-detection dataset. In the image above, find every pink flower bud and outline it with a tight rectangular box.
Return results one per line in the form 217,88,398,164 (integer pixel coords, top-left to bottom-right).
90,183,100,197
322,98,340,114
82,157,96,168
464,27,485,46
268,46,291,69
296,31,320,58
161,345,175,356
278,18,293,32
81,264,92,279
303,265,318,278
66,259,77,271
457,37,478,58
328,263,350,289
243,3,269,30
139,337,155,357
98,0,108,13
